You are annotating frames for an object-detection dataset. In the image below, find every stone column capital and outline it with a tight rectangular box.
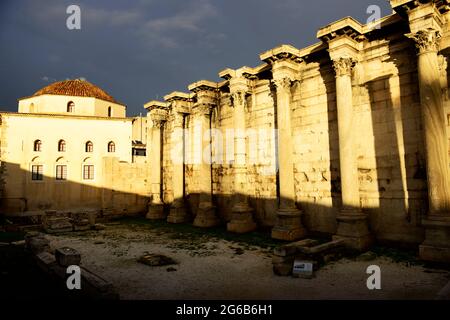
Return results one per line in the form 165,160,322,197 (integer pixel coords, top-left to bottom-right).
332,57,357,77
151,118,166,129
194,103,215,116
406,28,441,54
230,90,248,108
272,77,293,94
149,107,168,129
170,110,184,128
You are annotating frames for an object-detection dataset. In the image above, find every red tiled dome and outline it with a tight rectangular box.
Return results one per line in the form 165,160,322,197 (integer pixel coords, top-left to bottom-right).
32,79,119,104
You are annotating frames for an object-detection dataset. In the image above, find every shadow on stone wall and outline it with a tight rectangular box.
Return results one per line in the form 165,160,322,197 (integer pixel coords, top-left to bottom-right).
0,161,149,218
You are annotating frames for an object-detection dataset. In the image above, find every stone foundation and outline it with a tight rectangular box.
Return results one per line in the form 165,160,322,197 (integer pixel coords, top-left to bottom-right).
271,208,307,241
167,203,190,224
146,204,165,220
193,202,220,228
333,209,373,251
227,203,256,233
419,216,450,264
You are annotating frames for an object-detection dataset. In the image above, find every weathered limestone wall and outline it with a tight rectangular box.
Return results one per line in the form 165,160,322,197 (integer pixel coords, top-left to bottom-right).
155,37,430,243
101,157,149,216
245,81,279,227
149,2,450,256
179,80,279,227
355,34,427,244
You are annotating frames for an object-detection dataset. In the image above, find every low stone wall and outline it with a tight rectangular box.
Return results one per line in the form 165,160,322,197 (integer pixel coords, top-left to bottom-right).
25,232,118,299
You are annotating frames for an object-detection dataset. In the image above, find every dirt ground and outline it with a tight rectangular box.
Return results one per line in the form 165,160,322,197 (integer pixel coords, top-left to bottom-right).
44,218,450,300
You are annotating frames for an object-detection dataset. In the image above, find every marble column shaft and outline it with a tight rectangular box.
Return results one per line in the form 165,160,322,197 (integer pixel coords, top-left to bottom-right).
146,119,165,219
333,57,360,210
409,29,450,214
167,111,189,223
274,77,297,210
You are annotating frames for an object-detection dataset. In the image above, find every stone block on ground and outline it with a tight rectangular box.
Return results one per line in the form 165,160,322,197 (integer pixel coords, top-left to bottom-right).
92,223,106,231
55,247,81,267
42,211,73,233
35,251,57,272
80,266,119,299
274,239,319,257
25,232,51,254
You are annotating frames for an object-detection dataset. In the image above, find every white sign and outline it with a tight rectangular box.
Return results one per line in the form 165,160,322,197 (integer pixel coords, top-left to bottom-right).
293,260,314,278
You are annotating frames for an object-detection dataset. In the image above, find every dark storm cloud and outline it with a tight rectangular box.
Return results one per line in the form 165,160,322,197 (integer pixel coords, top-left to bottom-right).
0,0,391,115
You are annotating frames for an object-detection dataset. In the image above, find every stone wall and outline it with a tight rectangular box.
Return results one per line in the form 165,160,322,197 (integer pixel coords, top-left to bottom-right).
101,157,149,216
150,3,450,251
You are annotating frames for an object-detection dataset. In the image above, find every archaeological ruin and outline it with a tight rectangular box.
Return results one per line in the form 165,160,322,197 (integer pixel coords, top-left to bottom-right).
144,0,450,264
2,0,450,265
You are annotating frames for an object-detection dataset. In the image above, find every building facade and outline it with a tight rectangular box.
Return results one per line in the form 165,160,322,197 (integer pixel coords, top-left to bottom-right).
0,79,149,216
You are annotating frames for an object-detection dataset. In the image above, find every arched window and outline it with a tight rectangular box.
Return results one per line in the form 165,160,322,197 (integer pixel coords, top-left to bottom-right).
107,141,115,153
85,141,93,152
33,140,42,152
67,101,75,113
108,106,112,117
58,140,66,152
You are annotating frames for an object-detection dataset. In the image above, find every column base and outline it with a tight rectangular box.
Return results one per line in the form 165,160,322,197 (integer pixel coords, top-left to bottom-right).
146,204,165,220
419,216,450,264
167,203,190,224
227,203,257,234
271,208,307,241
334,208,373,251
193,202,220,228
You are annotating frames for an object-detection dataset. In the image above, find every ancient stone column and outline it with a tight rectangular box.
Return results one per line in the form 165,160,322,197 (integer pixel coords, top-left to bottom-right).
334,58,360,209
167,110,189,223
407,28,450,262
389,0,450,264
189,81,221,228
227,88,257,233
145,102,168,219
258,46,308,241
271,75,306,241
331,57,372,250
408,29,450,214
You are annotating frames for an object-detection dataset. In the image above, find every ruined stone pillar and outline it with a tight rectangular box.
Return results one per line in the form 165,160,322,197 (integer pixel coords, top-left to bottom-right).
407,28,450,262
330,57,372,250
145,102,168,219
258,47,308,241
167,111,188,223
315,19,374,250
227,87,257,233
165,92,191,224
389,0,450,262
333,58,360,209
408,29,450,213
189,81,220,228
270,75,306,241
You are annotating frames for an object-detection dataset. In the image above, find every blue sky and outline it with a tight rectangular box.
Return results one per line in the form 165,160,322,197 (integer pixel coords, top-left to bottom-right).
0,0,391,116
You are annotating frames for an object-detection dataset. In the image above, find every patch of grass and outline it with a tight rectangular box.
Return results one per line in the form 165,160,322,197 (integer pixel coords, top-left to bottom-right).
114,217,284,249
